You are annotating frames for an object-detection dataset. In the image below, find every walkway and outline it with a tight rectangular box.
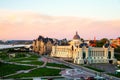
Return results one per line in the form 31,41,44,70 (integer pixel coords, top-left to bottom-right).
87,63,118,73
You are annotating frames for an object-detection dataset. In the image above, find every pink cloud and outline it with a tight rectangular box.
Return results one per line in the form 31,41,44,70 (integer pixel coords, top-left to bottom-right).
0,10,120,40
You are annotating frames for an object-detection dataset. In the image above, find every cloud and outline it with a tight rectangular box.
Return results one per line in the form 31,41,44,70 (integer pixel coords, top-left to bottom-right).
0,10,120,40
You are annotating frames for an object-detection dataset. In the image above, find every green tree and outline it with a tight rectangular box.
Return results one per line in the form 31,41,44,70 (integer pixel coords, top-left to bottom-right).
115,46,120,53
96,38,108,47
100,38,108,43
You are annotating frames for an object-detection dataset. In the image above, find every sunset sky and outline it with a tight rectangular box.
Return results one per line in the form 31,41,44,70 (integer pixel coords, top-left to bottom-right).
0,0,120,40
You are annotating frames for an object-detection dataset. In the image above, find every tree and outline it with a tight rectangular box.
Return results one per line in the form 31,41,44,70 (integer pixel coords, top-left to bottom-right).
96,38,108,47
115,46,120,53
100,38,108,43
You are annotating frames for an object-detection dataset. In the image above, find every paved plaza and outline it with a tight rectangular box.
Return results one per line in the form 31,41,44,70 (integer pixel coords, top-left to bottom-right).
60,69,95,79
85,63,118,73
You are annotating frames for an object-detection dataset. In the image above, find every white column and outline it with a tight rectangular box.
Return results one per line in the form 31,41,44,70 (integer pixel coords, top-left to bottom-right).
86,48,88,58
91,51,92,56
111,48,114,59
104,48,108,59
92,51,94,57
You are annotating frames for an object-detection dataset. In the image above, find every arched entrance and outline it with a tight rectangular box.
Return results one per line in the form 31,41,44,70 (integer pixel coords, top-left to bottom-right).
108,51,113,64
83,52,87,64
108,51,111,59
109,60,113,64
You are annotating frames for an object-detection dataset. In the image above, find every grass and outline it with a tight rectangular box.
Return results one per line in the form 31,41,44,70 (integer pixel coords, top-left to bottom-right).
8,57,38,62
83,65,104,72
0,50,9,60
16,61,44,65
7,68,61,78
0,62,34,77
7,52,40,62
0,49,40,61
107,73,120,78
29,54,40,58
0,50,68,79
46,63,71,68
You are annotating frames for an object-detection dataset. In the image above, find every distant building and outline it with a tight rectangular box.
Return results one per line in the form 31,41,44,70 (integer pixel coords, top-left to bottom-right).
51,32,117,64
89,37,96,47
110,37,120,48
32,35,54,55
9,53,16,58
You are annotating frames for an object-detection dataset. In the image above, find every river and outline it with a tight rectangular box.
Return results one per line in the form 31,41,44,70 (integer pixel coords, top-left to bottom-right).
0,44,27,49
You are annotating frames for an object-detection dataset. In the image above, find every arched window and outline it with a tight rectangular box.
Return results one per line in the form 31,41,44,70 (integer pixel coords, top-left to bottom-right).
83,52,86,59
72,46,74,51
108,51,111,59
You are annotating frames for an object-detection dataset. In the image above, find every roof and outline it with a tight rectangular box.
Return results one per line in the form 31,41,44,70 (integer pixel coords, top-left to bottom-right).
37,35,54,44
38,35,44,41
73,32,80,39
79,43,88,48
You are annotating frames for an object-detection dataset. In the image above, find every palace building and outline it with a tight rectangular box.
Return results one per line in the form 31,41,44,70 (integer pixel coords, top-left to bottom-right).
51,32,117,64
32,35,54,55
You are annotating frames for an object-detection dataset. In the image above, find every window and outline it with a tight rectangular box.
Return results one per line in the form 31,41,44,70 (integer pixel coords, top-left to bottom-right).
72,46,74,51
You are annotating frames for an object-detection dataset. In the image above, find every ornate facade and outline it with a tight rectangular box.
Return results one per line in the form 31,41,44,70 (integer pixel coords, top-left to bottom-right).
32,35,54,55
51,32,117,64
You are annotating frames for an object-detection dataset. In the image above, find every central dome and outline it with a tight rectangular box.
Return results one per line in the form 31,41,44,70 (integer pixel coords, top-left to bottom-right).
73,32,80,39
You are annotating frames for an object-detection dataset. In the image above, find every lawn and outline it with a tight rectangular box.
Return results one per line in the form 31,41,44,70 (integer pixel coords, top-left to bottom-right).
0,49,9,60
16,61,44,65
107,73,120,78
8,57,38,62
0,49,40,61
46,63,71,68
7,68,61,78
0,50,68,79
16,61,70,68
0,62,34,77
7,52,40,62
